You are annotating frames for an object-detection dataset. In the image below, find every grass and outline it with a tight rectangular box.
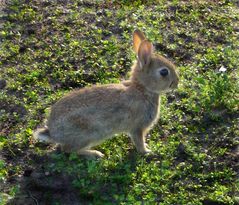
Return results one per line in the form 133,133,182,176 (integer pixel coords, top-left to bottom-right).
0,0,239,204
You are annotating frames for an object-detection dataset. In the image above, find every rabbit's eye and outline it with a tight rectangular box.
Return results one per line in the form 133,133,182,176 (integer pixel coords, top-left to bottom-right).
160,68,169,77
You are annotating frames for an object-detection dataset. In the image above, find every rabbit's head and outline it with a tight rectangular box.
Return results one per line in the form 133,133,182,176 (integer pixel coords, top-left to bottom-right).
131,30,179,94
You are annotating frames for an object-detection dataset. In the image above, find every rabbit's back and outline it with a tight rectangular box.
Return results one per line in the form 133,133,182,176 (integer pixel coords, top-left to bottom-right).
49,84,127,122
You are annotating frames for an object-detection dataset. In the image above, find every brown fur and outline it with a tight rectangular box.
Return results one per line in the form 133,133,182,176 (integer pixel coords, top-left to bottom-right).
33,30,179,158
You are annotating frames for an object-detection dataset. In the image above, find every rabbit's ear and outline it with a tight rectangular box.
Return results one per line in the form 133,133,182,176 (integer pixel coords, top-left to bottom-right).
133,30,146,53
138,40,153,68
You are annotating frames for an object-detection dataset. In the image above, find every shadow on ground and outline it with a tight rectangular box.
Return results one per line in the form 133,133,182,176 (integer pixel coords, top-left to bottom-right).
6,146,139,205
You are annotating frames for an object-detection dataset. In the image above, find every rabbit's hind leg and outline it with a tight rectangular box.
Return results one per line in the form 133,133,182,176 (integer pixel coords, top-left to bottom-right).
77,149,105,159
60,133,105,158
61,143,104,159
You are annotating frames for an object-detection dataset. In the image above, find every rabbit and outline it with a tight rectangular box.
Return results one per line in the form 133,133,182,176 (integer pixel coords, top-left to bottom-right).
33,30,179,158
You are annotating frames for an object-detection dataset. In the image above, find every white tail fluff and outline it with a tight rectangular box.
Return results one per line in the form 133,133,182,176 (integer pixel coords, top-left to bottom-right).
33,127,51,142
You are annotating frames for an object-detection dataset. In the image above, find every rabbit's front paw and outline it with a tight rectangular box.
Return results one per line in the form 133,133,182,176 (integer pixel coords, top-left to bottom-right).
142,148,152,154
139,144,152,155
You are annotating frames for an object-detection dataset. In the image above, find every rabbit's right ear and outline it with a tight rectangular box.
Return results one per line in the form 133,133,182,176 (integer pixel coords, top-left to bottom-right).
138,40,153,68
133,30,146,53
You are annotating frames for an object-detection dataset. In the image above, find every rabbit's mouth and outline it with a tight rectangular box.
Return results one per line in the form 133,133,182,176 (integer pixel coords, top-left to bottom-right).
169,81,174,88
169,81,178,89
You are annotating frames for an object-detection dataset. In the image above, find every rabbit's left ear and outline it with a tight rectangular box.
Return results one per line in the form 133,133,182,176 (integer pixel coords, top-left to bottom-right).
133,30,146,53
138,40,153,68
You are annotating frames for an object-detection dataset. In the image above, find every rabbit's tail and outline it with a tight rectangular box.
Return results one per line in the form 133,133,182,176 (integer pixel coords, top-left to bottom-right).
33,127,51,142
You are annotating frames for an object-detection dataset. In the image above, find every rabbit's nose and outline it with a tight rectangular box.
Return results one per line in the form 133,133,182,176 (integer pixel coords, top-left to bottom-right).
175,76,179,87
175,74,179,82
174,72,179,85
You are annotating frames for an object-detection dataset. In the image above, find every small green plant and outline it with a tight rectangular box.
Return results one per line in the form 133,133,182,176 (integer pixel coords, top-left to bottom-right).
0,160,7,183
197,71,238,111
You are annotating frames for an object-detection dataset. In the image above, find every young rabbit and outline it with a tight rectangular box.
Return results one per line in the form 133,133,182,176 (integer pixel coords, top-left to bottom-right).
34,30,179,158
